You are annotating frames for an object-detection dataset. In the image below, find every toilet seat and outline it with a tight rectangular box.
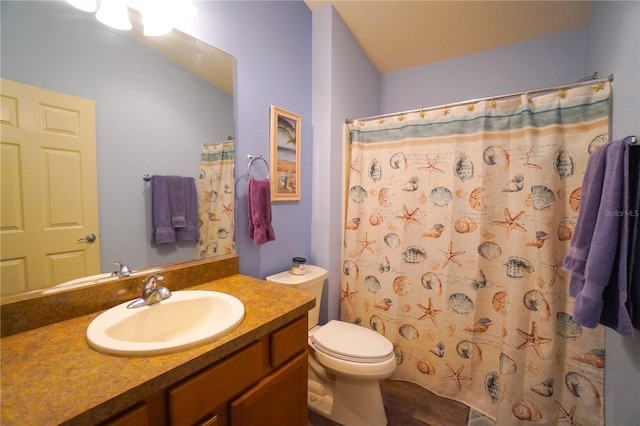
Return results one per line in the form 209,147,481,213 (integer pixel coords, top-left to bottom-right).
310,320,394,363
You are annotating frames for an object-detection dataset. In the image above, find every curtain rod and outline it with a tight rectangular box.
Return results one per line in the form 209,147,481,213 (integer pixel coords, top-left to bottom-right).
345,73,614,124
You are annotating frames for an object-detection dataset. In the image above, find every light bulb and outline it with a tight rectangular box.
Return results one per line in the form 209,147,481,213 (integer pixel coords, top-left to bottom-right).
142,9,173,36
96,0,132,31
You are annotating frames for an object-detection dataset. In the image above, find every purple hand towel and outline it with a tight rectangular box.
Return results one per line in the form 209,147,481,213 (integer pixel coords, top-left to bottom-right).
151,175,176,244
176,177,199,242
563,143,610,295
248,178,275,245
168,175,187,228
567,138,634,336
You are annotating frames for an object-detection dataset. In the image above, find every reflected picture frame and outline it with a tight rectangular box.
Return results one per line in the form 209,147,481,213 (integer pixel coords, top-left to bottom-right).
269,105,301,201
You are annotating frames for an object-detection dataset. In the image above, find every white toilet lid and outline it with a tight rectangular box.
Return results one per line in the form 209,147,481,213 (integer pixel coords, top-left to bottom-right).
310,320,394,363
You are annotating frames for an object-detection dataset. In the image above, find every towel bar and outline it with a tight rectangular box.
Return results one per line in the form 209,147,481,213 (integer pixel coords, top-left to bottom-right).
248,154,270,179
629,136,638,146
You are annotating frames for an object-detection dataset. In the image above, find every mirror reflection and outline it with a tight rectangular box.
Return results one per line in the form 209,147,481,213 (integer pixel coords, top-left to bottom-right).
0,0,235,298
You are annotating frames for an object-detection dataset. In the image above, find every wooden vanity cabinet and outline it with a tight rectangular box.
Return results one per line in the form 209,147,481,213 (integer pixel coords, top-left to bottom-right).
103,403,150,426
229,351,307,425
102,389,168,426
169,315,308,426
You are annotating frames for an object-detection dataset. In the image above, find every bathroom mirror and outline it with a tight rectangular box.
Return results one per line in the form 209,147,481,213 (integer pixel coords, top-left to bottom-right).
0,1,235,298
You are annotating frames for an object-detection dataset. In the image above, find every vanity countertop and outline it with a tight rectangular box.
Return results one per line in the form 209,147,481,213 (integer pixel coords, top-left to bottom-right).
0,274,315,425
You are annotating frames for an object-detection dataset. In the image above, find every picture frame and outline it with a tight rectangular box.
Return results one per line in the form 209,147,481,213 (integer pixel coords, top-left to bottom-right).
270,105,301,201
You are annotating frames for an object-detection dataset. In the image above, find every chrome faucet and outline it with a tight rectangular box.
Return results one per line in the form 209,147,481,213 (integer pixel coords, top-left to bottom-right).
127,274,172,309
111,261,131,278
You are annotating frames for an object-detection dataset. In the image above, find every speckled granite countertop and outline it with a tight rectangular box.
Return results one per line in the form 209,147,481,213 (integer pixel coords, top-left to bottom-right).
0,274,314,425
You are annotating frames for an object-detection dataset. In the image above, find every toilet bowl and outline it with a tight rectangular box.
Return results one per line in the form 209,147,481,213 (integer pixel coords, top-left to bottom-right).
267,265,397,426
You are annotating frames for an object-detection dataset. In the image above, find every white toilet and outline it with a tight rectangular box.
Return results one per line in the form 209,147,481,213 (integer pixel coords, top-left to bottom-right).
267,265,397,426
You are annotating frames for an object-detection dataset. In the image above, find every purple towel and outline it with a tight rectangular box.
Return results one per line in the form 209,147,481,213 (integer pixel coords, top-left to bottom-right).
564,138,634,336
248,178,275,245
151,176,199,244
175,177,199,242
151,175,176,244
168,175,187,228
563,143,610,294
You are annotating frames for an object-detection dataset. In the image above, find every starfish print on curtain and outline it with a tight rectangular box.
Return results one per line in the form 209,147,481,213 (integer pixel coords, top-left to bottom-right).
516,321,553,359
396,204,422,230
492,208,527,238
437,241,466,267
417,298,442,325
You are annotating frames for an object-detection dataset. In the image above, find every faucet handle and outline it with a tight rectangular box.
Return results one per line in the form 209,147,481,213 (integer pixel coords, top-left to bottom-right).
113,261,131,277
142,274,164,289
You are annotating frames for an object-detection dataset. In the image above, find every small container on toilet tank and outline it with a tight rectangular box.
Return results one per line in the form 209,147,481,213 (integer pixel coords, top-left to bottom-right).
291,257,306,275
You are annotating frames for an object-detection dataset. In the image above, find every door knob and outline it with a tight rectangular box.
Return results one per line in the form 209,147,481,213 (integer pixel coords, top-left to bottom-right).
78,233,97,243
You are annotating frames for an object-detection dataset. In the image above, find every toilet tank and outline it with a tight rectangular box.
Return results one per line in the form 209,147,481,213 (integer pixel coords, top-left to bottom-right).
266,265,328,330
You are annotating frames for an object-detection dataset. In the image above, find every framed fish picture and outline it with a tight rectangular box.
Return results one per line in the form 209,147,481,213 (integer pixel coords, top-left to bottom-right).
269,105,301,201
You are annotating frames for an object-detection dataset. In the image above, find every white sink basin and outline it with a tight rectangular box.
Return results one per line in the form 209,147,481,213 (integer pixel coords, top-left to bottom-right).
86,290,245,356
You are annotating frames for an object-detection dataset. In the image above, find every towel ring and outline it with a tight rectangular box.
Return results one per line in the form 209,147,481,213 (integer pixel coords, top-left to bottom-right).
248,154,269,179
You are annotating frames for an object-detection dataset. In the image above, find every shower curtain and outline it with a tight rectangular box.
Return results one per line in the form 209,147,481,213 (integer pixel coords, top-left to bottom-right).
195,141,235,258
341,83,610,424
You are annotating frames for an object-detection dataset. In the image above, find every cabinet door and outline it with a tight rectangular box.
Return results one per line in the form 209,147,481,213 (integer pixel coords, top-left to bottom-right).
196,414,219,426
169,340,265,426
230,352,307,426
103,403,149,426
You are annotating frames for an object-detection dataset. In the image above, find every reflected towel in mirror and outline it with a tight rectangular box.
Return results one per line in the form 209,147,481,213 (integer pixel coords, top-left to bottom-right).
151,175,198,244
168,176,187,228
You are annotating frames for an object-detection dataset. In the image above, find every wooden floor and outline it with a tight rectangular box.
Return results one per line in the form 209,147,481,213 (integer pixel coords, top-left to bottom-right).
307,378,471,426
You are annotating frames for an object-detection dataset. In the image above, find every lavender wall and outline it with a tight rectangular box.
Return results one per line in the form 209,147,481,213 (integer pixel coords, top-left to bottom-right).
311,6,381,322
381,26,587,114
181,1,313,279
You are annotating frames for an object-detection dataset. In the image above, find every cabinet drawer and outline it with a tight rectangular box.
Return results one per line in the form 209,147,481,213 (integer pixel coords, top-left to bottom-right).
169,340,265,426
270,315,307,368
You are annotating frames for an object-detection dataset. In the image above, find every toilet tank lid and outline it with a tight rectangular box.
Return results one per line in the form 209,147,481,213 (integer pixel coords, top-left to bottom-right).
266,264,328,285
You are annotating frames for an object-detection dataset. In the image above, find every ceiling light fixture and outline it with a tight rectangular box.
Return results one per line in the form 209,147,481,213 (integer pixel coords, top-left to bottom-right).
141,12,173,37
95,0,132,31
65,0,197,37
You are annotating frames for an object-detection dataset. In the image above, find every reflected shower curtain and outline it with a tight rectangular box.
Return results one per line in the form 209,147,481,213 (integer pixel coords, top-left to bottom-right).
341,83,610,424
195,141,235,258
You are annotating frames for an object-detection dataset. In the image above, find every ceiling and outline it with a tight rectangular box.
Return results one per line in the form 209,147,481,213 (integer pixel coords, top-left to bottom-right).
304,1,593,74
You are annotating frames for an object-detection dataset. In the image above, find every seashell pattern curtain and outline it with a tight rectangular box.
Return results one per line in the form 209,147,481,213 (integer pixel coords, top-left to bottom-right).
195,141,235,258
341,83,611,424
